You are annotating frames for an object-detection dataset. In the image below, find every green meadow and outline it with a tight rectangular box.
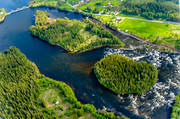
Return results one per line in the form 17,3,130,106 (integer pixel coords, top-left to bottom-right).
95,15,180,51
78,0,122,14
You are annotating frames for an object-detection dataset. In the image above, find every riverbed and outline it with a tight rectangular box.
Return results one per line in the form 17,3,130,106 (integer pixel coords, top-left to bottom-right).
0,1,179,119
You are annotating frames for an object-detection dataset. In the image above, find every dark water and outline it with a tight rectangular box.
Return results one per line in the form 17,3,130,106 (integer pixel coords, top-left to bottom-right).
0,0,29,12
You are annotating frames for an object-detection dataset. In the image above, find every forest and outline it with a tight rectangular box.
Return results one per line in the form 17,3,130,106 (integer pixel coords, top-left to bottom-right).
94,54,158,94
0,47,127,119
119,0,180,21
171,93,180,119
29,10,124,53
78,0,180,21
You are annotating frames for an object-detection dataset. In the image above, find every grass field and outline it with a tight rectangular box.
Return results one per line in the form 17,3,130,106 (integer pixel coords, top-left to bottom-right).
29,0,74,11
95,15,180,51
78,0,122,14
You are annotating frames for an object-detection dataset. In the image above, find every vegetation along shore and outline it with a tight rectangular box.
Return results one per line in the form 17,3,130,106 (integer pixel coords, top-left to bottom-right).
0,8,7,23
29,10,124,53
0,46,128,119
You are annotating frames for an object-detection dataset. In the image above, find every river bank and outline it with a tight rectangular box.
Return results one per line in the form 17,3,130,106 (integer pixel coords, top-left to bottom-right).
91,16,180,53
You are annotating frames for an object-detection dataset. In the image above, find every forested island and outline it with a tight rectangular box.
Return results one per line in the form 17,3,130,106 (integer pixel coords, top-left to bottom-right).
0,8,6,22
29,10,124,53
94,54,158,94
0,47,127,119
171,93,180,119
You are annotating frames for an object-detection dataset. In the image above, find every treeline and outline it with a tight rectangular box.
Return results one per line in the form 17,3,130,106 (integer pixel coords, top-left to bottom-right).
29,0,75,11
0,47,44,118
94,54,158,94
36,78,128,119
120,0,179,21
171,93,180,119
0,47,127,119
29,10,124,53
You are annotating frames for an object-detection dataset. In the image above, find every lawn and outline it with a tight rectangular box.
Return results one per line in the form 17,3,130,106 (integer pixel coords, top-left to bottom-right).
29,0,74,11
78,0,122,14
117,19,180,50
95,15,180,51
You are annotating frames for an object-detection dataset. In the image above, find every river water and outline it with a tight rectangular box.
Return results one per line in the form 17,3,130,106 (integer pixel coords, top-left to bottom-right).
0,1,179,119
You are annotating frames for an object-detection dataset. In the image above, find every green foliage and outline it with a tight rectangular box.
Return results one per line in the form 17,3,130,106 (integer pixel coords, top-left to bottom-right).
171,93,180,119
29,11,124,53
0,47,44,118
0,8,6,22
29,0,75,11
0,47,128,119
78,0,122,14
94,54,158,94
96,15,180,51
119,0,179,21
35,10,50,26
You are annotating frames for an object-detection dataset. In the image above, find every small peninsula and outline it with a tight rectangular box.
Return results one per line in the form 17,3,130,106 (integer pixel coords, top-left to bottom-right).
0,47,127,119
0,8,7,22
94,54,158,94
29,10,124,53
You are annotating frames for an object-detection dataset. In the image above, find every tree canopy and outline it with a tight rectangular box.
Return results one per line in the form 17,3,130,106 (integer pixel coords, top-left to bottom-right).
94,54,158,94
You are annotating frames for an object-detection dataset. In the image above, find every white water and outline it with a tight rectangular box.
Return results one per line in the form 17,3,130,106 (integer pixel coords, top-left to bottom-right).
104,48,180,119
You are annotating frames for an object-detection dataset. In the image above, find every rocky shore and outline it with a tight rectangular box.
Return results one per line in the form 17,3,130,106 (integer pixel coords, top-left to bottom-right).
104,48,180,119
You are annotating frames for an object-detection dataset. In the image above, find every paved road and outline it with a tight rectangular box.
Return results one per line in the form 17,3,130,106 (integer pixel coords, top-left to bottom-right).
95,14,180,25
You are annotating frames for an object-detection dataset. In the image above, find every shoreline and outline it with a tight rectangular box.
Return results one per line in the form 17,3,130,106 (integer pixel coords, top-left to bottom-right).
5,4,179,53
33,35,125,54
91,17,180,53
0,16,6,23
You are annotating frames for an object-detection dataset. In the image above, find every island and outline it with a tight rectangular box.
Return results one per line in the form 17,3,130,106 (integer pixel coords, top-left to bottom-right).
0,46,127,119
171,93,180,119
0,8,7,22
94,54,158,94
29,10,124,53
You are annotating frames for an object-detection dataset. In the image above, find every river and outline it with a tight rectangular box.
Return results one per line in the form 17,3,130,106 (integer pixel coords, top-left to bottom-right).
0,1,179,119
